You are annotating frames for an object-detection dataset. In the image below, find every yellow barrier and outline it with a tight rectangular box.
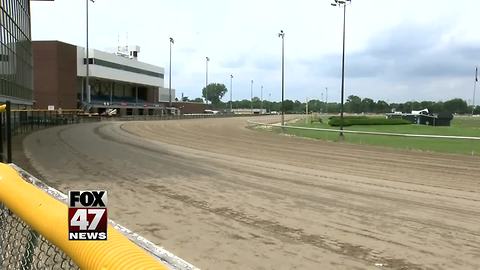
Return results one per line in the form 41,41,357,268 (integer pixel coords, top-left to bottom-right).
0,104,5,112
0,163,167,270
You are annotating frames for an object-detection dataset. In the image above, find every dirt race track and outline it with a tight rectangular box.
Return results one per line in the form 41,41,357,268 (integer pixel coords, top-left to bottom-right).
22,116,480,270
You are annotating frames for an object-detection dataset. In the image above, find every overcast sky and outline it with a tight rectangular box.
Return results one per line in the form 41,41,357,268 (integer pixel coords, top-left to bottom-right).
31,0,480,104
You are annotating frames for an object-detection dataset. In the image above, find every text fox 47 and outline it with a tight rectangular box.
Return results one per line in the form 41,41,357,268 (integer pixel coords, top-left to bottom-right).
68,190,108,240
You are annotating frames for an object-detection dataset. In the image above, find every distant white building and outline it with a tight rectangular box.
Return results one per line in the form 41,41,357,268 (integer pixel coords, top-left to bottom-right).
411,108,429,115
232,108,267,115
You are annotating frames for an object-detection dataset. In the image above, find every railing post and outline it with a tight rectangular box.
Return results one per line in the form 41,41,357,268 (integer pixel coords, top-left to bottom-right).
30,110,33,131
6,101,12,163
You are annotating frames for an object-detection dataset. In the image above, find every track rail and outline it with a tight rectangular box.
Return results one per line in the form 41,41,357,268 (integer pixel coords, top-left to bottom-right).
248,120,480,140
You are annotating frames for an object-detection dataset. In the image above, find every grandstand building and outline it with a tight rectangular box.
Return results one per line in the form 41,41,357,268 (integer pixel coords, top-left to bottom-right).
32,40,200,115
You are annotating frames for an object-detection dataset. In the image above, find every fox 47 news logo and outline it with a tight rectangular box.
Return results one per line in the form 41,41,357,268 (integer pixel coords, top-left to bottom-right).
68,190,107,240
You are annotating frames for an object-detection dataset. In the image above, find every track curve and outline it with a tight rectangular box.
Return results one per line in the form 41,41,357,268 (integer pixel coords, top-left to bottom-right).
23,116,480,270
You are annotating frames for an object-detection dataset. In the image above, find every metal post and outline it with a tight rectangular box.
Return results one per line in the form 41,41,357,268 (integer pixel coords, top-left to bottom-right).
269,93,271,113
261,85,263,113
250,80,254,114
86,0,91,104
305,97,309,124
339,4,346,137
306,97,309,115
169,37,174,108
205,57,209,105
230,74,233,112
6,101,12,163
321,93,324,113
278,30,285,126
325,87,328,114
30,110,33,131
473,66,477,115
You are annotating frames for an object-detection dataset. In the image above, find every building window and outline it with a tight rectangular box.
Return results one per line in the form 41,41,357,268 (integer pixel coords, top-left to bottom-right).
83,57,164,79
0,0,32,103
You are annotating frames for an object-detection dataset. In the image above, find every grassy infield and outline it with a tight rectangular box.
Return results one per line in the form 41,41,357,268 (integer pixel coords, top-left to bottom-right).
276,116,480,156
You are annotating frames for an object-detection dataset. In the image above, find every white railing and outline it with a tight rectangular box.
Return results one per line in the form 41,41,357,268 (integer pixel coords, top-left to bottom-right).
247,120,480,140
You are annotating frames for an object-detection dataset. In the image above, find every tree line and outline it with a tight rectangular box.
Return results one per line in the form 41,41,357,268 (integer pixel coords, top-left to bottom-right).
181,83,480,114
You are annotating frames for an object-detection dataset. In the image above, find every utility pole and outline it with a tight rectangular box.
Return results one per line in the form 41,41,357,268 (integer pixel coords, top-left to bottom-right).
473,66,478,115
169,37,174,108
230,74,233,113
250,80,254,114
305,97,309,124
269,93,272,113
331,0,351,137
321,93,324,113
325,87,328,114
278,30,285,126
261,85,263,114
85,0,95,105
205,57,210,105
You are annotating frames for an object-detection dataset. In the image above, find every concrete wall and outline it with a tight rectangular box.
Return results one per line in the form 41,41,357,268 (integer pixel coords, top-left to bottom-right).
168,102,206,114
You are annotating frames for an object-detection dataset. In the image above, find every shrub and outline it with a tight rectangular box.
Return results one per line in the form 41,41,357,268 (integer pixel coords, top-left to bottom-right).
328,116,411,127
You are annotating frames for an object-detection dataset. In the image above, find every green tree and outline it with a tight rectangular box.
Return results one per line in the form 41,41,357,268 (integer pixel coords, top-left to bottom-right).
236,99,251,109
375,100,390,113
283,100,294,112
346,95,362,113
361,98,375,113
444,98,468,114
430,102,444,113
202,83,228,105
474,106,480,114
192,97,204,103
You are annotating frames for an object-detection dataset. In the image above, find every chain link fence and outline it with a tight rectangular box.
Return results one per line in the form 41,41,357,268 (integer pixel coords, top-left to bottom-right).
0,203,78,270
0,164,198,270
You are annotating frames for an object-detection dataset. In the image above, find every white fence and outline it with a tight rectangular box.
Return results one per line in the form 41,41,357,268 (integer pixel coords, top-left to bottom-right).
247,120,480,141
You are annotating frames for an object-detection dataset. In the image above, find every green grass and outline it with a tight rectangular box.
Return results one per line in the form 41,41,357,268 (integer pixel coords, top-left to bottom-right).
276,116,480,156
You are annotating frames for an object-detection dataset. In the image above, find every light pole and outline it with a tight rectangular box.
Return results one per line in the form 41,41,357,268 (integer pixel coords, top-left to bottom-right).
230,74,233,113
325,87,328,114
331,0,351,137
261,85,264,114
473,66,478,115
278,30,285,126
321,93,324,113
205,57,210,105
250,80,254,114
269,93,272,113
169,37,174,108
305,97,310,124
85,0,95,105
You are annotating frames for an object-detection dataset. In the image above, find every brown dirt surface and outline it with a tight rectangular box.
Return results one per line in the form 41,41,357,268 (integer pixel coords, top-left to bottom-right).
22,116,480,270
